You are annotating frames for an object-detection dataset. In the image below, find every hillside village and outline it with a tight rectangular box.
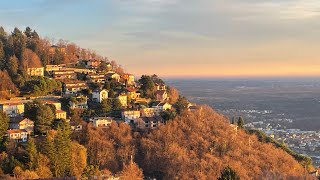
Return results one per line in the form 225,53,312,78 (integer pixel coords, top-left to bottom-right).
0,57,196,143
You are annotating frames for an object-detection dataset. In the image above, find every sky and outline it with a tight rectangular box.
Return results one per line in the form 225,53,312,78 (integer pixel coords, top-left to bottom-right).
0,0,320,78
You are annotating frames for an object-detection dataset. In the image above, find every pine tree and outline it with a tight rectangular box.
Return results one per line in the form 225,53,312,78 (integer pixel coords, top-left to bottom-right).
35,104,55,135
218,166,240,180
53,122,71,177
237,116,245,129
25,138,38,170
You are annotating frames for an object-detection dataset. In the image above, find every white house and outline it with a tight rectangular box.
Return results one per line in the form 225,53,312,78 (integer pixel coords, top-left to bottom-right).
135,116,164,130
7,129,30,142
152,101,172,115
63,81,88,95
69,96,88,109
90,117,113,128
122,110,141,123
0,102,25,117
92,89,109,103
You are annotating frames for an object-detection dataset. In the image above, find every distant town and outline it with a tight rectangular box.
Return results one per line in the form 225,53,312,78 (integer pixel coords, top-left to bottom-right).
225,109,320,167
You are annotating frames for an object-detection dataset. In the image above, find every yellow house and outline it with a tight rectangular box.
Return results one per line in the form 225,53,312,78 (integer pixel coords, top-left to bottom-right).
90,117,113,128
27,67,44,76
55,110,67,119
9,118,34,132
39,100,62,110
140,108,156,117
0,102,25,117
118,94,128,107
126,88,140,100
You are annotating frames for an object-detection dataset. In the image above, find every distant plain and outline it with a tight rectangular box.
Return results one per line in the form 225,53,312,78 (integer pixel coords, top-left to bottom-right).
166,77,320,131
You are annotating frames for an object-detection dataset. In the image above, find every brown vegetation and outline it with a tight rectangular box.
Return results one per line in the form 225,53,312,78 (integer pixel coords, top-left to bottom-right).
137,106,310,179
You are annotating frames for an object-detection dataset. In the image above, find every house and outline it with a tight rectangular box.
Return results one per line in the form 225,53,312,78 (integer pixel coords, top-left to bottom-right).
90,117,113,128
152,101,172,114
118,94,128,107
134,98,150,104
69,96,88,109
135,116,164,130
0,102,25,117
155,83,166,91
53,70,76,80
7,129,30,142
92,89,109,103
49,45,66,55
63,81,88,95
122,110,141,123
122,74,135,85
9,117,34,132
106,72,121,82
55,110,67,119
86,59,101,69
126,88,140,100
38,100,62,110
156,90,168,101
140,108,156,117
27,67,44,76
87,73,106,83
45,64,63,72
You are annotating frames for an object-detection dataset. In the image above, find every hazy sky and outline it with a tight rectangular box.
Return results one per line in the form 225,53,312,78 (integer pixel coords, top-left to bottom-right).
1,0,320,77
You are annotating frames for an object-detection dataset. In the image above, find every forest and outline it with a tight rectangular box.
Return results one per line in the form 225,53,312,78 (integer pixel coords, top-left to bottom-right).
0,106,315,179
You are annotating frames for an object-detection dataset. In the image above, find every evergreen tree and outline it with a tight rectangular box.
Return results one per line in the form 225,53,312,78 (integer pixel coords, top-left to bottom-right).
10,27,26,60
100,99,112,114
237,117,245,129
218,166,240,180
35,104,55,134
138,75,155,98
0,41,5,69
174,96,189,114
112,98,123,111
25,138,38,170
231,117,235,124
0,112,9,139
0,26,7,42
7,55,18,76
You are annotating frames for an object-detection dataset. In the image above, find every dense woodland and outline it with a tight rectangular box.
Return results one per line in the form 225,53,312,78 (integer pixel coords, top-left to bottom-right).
0,26,124,99
0,27,316,179
0,106,314,179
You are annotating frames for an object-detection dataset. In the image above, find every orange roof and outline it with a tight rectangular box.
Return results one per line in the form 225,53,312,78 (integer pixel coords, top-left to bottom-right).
7,129,27,134
39,100,60,104
0,102,24,106
55,110,66,113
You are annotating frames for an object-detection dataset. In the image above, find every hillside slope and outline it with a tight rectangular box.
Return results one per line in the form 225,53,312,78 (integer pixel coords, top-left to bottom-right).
137,106,311,179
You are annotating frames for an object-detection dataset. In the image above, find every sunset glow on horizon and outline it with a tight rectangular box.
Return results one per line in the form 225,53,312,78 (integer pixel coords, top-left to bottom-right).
1,0,320,77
